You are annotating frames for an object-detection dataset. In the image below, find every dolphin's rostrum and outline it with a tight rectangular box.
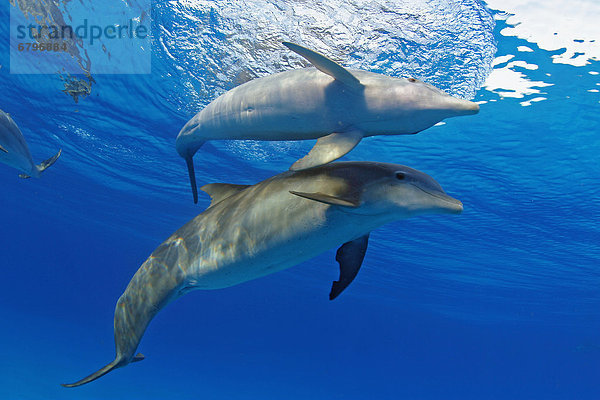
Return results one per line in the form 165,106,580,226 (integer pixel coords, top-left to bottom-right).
62,161,463,387
176,42,479,203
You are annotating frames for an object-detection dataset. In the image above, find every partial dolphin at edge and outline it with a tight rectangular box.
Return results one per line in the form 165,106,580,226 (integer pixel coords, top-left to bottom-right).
0,110,61,178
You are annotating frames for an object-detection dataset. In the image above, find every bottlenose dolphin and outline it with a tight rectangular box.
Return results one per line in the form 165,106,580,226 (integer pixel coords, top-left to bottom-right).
62,161,463,387
0,110,61,178
176,42,479,203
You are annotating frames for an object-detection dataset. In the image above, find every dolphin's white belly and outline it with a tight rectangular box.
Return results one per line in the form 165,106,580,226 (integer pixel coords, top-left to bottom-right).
193,68,363,140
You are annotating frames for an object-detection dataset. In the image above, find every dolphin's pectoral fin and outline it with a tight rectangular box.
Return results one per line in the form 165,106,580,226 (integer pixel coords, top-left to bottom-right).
0,144,7,153
36,149,62,175
18,173,31,179
289,190,360,207
185,156,199,204
290,130,363,171
282,42,362,88
131,353,145,363
330,234,370,300
200,183,251,207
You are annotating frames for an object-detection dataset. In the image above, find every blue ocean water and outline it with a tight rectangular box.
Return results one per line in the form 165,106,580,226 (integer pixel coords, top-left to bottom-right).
1,1,599,399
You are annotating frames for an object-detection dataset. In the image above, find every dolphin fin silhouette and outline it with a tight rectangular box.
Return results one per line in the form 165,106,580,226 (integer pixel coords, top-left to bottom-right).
330,234,369,300
185,156,198,204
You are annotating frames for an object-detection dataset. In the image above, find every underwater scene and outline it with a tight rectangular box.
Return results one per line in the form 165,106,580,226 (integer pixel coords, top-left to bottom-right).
1,0,599,399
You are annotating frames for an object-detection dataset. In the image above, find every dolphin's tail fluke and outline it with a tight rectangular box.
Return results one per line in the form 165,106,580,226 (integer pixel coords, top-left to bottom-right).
18,149,62,179
61,358,122,388
185,155,198,204
176,128,204,203
36,149,62,173
61,353,144,388
62,241,187,388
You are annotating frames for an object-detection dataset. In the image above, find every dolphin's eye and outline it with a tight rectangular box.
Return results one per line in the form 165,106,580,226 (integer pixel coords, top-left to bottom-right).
407,78,417,83
396,172,406,180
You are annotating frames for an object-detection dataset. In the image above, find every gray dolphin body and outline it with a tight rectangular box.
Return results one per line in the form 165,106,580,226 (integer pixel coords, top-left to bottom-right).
176,42,479,203
0,110,61,178
62,161,463,387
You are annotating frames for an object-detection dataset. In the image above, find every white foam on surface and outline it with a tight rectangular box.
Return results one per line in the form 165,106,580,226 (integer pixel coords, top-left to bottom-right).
484,0,600,67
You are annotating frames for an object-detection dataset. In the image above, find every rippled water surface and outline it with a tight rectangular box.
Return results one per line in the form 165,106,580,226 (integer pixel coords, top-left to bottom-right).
1,1,599,399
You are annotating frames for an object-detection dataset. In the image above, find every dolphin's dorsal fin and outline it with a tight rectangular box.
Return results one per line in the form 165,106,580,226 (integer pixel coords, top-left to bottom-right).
290,129,363,171
289,190,360,208
0,144,7,153
283,42,362,88
201,183,250,207
330,234,370,300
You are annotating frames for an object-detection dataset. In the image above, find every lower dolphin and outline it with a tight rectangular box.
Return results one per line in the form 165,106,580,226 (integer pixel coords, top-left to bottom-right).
0,110,61,178
62,161,463,387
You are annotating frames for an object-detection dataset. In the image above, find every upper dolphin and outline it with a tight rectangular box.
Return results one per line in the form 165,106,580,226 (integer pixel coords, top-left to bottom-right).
62,161,463,387
176,42,479,203
0,110,61,178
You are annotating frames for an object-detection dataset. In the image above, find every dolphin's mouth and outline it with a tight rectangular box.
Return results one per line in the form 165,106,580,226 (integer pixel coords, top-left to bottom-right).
410,184,463,213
